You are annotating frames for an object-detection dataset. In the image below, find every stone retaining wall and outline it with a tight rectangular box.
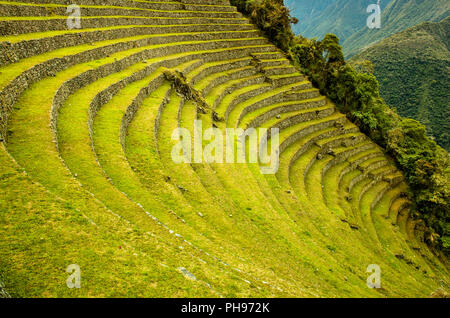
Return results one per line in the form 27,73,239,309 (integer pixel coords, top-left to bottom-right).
190,58,251,86
0,4,242,19
282,117,347,155
224,81,312,123
304,132,365,179
0,16,251,36
0,28,261,67
348,160,388,193
15,0,236,12
0,36,274,140
245,100,330,129
202,68,259,97
338,151,379,187
322,142,374,178
212,76,265,110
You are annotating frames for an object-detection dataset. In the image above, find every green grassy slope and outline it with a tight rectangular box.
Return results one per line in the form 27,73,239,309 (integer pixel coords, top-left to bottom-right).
0,0,448,298
352,17,450,151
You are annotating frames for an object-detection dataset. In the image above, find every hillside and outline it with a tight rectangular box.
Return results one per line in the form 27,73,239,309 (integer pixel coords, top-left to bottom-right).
352,17,450,151
343,0,450,57
0,0,448,298
286,0,449,58
287,0,391,45
285,0,335,37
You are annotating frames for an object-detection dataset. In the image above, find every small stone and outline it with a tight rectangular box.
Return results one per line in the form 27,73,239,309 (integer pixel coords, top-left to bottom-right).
212,112,223,122
177,185,187,193
349,223,359,230
197,212,203,217
178,267,196,281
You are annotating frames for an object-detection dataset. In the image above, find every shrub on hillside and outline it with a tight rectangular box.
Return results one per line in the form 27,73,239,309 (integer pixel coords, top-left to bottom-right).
230,0,298,51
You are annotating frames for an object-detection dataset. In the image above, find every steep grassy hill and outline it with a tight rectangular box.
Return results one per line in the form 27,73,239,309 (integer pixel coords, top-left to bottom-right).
0,0,448,297
352,17,450,151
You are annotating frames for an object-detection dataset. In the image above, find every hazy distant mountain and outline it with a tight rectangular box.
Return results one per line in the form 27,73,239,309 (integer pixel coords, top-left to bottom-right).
285,0,335,35
287,0,449,57
352,16,450,150
343,0,450,57
287,0,450,149
286,0,392,44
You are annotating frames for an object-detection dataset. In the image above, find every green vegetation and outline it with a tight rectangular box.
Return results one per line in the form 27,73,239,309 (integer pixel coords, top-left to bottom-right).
286,0,376,48
232,0,449,255
291,34,450,256
286,0,450,58
343,0,450,57
352,17,450,152
0,0,448,297
230,0,297,51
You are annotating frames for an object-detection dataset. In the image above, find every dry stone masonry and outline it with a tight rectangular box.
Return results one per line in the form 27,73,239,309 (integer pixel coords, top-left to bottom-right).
0,0,447,297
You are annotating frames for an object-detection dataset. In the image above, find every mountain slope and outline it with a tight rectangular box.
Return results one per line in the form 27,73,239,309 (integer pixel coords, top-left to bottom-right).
343,0,450,57
285,0,336,36
352,17,450,150
287,0,449,58
287,0,384,43
0,0,448,297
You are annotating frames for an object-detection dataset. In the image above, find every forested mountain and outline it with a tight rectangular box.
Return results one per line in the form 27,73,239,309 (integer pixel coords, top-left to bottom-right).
344,0,450,57
352,17,450,150
287,0,391,46
287,0,450,149
287,0,449,57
